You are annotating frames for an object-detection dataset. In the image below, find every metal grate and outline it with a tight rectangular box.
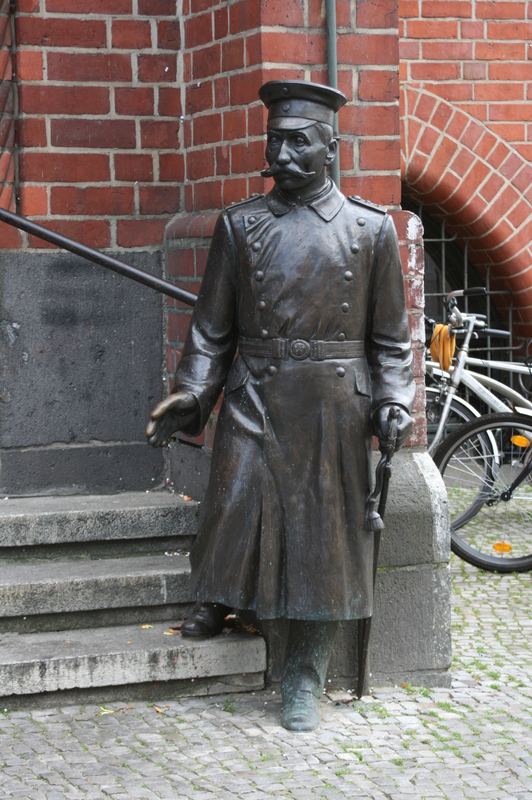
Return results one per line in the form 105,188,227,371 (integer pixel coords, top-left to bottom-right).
402,197,526,401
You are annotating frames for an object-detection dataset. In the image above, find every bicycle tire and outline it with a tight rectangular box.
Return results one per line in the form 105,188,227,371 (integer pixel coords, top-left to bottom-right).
425,386,478,446
433,413,532,573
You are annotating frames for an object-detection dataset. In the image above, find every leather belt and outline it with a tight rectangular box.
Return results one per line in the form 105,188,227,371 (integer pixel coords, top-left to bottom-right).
239,336,365,361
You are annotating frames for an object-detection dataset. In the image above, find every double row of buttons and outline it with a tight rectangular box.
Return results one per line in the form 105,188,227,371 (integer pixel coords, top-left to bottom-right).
249,223,265,293
339,230,363,316
253,227,267,335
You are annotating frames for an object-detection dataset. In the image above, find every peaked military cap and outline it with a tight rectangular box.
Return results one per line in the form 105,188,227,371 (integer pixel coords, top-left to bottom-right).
259,80,347,130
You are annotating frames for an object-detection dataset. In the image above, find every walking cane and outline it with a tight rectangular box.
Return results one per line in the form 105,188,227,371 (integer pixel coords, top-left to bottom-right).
356,406,400,700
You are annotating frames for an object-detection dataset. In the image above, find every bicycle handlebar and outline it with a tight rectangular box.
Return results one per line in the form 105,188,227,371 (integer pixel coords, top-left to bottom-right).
482,328,511,338
448,322,511,337
447,287,488,300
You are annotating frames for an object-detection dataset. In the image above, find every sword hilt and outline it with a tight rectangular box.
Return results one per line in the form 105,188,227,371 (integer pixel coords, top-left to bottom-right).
380,405,400,460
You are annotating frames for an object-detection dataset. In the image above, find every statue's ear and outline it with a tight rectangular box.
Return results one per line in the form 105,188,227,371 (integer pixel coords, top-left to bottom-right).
325,137,338,165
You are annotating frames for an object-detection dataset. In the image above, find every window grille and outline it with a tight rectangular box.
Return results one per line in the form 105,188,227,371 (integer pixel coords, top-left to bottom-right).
402,196,525,400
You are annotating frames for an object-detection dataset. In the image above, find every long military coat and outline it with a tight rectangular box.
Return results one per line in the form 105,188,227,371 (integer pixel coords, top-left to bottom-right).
174,181,414,621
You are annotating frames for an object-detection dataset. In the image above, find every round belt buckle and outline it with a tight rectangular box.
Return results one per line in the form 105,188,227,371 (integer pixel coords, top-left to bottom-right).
289,339,311,360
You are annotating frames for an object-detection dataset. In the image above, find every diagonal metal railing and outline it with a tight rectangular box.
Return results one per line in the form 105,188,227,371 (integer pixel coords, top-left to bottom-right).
0,207,198,306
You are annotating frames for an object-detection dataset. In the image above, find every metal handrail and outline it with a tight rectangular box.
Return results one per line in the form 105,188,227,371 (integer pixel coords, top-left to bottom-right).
0,207,197,307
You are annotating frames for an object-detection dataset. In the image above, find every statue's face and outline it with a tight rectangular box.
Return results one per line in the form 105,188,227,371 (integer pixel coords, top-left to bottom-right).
264,123,336,193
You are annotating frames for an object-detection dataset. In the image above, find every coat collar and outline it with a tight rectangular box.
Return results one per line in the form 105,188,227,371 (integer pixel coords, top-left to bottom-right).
266,180,345,222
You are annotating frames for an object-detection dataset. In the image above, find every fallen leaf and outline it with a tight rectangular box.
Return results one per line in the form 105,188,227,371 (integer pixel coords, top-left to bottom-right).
326,689,353,705
97,706,115,716
140,624,153,630
163,629,176,636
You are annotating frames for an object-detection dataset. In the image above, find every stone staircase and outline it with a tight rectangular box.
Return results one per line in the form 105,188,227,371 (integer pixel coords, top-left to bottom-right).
0,492,266,708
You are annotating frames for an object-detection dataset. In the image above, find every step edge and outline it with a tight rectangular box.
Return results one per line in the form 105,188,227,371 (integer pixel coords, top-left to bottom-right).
0,635,267,696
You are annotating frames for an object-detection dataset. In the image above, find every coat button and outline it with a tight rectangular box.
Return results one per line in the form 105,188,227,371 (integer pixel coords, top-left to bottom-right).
344,271,353,281
252,241,262,251
267,365,277,375
258,300,266,310
336,367,346,377
341,302,350,313
254,271,264,281
260,329,269,338
357,218,366,227
337,332,346,341
350,243,360,253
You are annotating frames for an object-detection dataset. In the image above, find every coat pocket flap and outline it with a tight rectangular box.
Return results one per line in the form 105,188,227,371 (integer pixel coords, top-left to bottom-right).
353,362,372,397
224,357,249,395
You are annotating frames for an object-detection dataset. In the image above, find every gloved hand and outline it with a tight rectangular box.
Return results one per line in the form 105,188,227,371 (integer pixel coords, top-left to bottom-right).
373,404,413,451
146,391,199,447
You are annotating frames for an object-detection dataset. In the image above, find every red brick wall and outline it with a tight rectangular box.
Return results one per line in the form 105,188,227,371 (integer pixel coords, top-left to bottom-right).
400,0,531,160
0,5,16,240
180,0,402,211
4,0,182,250
400,0,531,341
7,0,406,252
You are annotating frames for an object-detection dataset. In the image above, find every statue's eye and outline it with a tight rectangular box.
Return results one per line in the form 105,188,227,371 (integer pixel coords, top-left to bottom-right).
294,135,306,146
268,135,281,146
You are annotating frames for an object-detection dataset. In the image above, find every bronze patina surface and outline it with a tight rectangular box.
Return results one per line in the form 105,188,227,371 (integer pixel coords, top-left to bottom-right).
147,80,415,730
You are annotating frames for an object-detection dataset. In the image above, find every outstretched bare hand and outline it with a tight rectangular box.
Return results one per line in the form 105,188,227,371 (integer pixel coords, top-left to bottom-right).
146,391,199,447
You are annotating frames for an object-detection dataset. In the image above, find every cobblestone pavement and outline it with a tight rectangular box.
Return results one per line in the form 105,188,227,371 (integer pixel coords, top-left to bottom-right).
1,558,530,800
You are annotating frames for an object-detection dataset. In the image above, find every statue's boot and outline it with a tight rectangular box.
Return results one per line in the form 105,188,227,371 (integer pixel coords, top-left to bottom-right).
280,620,339,732
181,602,230,638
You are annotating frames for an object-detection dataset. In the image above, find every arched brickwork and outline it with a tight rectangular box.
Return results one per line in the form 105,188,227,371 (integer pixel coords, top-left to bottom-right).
401,85,531,341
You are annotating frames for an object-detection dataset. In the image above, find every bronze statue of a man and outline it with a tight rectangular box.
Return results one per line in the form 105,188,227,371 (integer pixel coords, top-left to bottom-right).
147,80,415,731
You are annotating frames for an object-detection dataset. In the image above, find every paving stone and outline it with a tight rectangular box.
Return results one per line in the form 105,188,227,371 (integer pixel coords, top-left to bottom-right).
0,559,530,798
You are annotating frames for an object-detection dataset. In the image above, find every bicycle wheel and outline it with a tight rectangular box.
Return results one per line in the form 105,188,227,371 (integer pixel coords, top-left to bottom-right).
425,386,478,446
433,413,532,572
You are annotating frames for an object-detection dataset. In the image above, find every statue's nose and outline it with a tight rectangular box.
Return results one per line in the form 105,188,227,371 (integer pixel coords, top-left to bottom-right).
276,140,291,165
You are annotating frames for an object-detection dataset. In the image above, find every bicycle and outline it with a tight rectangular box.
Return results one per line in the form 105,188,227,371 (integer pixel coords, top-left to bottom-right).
432,410,532,573
425,288,532,454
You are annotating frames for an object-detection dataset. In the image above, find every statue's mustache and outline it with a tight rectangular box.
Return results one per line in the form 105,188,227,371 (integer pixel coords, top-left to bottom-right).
260,164,316,179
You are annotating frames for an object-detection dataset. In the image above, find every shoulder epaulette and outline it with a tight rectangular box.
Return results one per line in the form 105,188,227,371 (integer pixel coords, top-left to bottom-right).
225,194,265,210
347,195,387,214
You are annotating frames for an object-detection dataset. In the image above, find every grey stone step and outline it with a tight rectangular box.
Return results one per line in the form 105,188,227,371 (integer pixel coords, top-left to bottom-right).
0,554,191,617
0,622,266,697
0,491,199,547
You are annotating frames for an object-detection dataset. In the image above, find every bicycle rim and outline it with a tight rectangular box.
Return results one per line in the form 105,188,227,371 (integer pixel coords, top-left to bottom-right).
425,387,477,446
434,413,532,573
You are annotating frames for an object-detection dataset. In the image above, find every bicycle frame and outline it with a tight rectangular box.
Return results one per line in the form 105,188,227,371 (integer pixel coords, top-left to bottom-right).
426,362,532,453
465,356,532,375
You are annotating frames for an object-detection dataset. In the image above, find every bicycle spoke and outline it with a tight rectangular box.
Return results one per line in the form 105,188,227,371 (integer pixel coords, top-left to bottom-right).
434,414,532,572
